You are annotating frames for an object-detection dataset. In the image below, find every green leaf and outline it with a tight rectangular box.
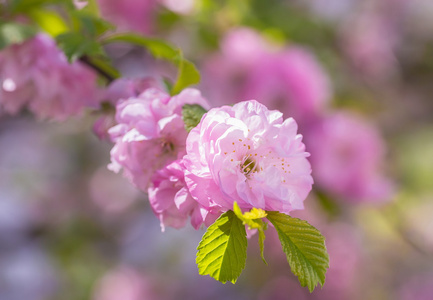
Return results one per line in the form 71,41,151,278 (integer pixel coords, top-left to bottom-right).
56,32,105,62
71,10,114,37
182,104,207,132
314,188,341,218
267,211,329,292
196,211,247,284
8,0,63,14
80,0,100,16
28,8,69,37
233,202,268,264
101,33,201,95
171,56,201,95
162,77,173,93
0,23,38,50
82,56,121,81
101,33,178,58
258,224,267,265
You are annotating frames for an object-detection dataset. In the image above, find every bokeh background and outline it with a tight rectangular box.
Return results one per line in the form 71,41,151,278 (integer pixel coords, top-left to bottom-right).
1,0,433,299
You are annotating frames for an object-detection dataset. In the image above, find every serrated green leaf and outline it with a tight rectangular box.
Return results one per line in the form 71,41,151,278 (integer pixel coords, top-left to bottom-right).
233,202,268,264
101,33,201,95
0,23,38,50
182,104,207,132
196,211,247,284
267,211,329,292
258,224,267,265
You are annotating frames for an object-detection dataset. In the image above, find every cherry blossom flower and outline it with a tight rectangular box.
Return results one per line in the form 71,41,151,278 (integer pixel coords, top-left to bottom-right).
183,100,313,214
108,88,210,191
0,34,99,121
93,78,160,140
148,160,221,231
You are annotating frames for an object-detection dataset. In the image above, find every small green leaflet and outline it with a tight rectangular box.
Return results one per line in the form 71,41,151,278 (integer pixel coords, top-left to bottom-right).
196,211,247,284
267,211,329,292
171,57,201,95
100,33,200,95
0,23,37,50
56,32,105,62
182,104,207,132
233,202,268,265
27,8,69,37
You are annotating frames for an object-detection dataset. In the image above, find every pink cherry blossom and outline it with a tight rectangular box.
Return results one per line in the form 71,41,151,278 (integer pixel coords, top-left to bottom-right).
0,34,99,121
201,27,331,122
304,113,394,203
183,100,313,214
148,160,221,231
108,88,210,191
93,78,160,140
97,0,157,34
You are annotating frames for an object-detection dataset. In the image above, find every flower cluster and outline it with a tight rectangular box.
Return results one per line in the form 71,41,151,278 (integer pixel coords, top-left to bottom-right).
0,34,99,121
108,88,313,230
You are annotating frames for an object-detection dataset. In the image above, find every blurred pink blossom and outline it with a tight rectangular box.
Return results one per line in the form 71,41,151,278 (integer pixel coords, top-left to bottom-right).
148,160,221,231
202,27,331,122
0,34,99,121
241,48,332,122
97,0,157,34
341,13,399,80
108,88,210,191
161,0,196,15
73,0,88,9
184,100,313,214
304,113,394,203
92,266,159,300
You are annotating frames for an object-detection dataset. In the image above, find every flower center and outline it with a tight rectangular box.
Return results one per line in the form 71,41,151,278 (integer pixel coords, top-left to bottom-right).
161,140,175,154
240,156,259,176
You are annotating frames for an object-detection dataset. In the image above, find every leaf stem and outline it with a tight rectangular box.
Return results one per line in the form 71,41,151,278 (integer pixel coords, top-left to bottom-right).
79,55,116,83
